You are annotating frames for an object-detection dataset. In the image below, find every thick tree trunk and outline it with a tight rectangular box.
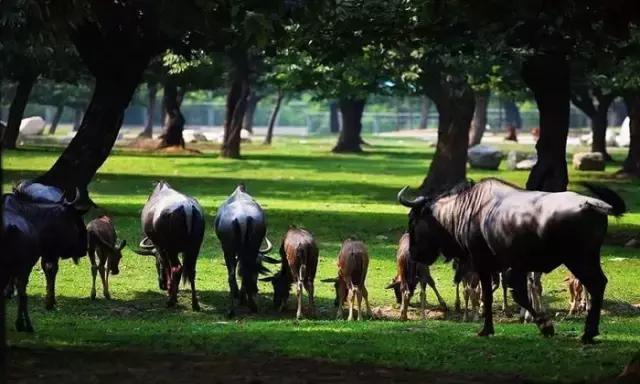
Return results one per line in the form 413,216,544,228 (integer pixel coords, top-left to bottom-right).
0,150,5,383
329,101,340,133
419,96,432,129
72,109,83,132
139,81,157,138
332,98,366,153
591,105,612,161
264,90,283,145
622,94,640,176
418,74,475,194
158,79,185,148
221,74,250,159
572,88,614,161
522,55,571,192
469,90,489,146
48,105,64,135
242,91,261,134
3,72,36,149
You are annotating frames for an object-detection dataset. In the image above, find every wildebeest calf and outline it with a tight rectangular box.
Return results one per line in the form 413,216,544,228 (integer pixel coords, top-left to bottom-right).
261,226,318,319
520,272,544,323
323,238,371,321
567,273,590,316
386,233,447,320
87,216,126,300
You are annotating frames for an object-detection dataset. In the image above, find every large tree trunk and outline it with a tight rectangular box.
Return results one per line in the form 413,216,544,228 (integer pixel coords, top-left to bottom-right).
48,105,64,135
36,9,160,193
139,81,157,138
418,74,475,194
158,79,185,148
2,72,36,149
0,154,4,384
264,89,283,145
522,55,571,192
221,73,250,159
329,101,340,133
72,108,83,132
469,90,489,146
242,90,261,134
622,93,640,176
419,96,432,129
571,88,614,161
332,98,366,153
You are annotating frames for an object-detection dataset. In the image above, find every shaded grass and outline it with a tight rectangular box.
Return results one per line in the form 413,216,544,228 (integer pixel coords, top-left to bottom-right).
4,136,640,382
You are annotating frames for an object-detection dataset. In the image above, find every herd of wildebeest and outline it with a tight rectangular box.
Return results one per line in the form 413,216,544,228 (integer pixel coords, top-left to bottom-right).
1,177,627,344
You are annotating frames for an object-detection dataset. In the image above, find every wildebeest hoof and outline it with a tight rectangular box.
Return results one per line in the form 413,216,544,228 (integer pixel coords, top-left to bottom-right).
477,327,494,337
538,319,555,337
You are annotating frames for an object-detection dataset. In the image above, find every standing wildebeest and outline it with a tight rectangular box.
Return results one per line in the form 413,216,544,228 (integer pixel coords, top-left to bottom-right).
135,181,204,310
386,233,447,320
323,238,371,321
567,273,590,316
261,226,318,319
1,183,87,331
214,185,275,316
87,216,127,300
398,178,625,343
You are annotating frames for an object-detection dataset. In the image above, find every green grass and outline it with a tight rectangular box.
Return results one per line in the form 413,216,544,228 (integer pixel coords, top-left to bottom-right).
4,136,640,382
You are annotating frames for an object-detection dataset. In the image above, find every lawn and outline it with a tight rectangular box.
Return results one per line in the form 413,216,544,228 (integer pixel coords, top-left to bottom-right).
3,136,640,382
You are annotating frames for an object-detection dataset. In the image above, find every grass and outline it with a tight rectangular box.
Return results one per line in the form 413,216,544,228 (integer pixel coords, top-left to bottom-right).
4,136,640,382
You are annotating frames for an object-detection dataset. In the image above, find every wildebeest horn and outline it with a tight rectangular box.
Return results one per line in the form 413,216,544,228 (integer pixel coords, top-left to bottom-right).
320,278,338,283
62,187,81,206
261,255,280,264
260,237,273,253
385,281,399,289
133,248,155,256
139,237,155,249
116,239,127,251
397,186,427,208
259,276,275,282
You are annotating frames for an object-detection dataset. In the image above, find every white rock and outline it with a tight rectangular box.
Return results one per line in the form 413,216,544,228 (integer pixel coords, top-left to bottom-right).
606,130,618,147
616,117,630,147
183,129,208,143
572,152,605,171
580,133,592,146
468,145,504,170
240,129,252,142
19,116,46,136
506,151,529,170
516,158,537,170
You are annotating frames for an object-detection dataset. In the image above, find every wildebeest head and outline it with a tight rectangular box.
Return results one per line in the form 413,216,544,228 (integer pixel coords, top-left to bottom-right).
260,269,291,309
134,237,167,290
386,278,403,304
108,240,127,275
397,186,441,266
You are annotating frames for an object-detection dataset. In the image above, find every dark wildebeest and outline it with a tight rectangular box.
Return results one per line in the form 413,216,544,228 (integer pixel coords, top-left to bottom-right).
214,185,276,316
87,216,127,300
135,181,204,310
323,238,371,321
398,178,625,343
386,233,447,320
1,183,87,331
261,227,319,319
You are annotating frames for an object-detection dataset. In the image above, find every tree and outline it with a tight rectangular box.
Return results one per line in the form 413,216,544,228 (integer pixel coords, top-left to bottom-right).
264,89,284,145
30,81,93,135
419,97,432,129
469,90,490,146
571,86,615,161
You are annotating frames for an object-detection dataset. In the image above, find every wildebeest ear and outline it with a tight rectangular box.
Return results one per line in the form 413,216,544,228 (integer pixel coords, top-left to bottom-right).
385,281,399,290
259,276,275,282
320,278,338,283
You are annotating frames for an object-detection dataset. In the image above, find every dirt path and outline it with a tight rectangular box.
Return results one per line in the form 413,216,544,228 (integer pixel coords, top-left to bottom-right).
8,346,531,384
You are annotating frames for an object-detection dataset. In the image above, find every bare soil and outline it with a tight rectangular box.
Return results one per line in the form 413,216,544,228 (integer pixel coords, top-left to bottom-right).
8,346,531,384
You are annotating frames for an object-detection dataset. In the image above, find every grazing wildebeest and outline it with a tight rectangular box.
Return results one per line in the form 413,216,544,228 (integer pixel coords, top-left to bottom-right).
452,259,482,322
261,226,318,319
567,273,590,316
87,216,127,300
323,238,371,321
214,185,276,316
520,272,544,323
2,183,87,331
386,233,447,320
135,181,204,310
398,178,625,343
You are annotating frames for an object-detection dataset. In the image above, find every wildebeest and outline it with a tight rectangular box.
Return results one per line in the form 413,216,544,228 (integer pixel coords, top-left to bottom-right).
214,184,276,316
135,181,204,310
398,178,625,343
520,272,544,323
386,233,447,320
452,259,482,322
87,216,127,300
323,238,371,321
261,226,318,319
567,273,590,316
1,182,87,331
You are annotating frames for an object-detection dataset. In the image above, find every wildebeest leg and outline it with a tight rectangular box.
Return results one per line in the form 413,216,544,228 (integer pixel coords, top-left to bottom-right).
463,283,470,322
356,286,364,321
362,285,372,318
97,259,109,300
566,259,607,344
89,249,98,300
304,280,315,318
477,272,494,336
508,270,554,337
336,284,345,320
568,283,578,316
501,274,511,317
224,251,239,317
400,288,409,321
455,282,461,312
42,259,58,310
420,281,427,320
167,253,182,308
347,285,355,321
15,270,34,333
425,273,447,311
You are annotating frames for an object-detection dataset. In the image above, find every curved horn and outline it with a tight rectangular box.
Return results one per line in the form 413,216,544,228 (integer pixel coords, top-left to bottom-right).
63,187,81,206
260,237,273,253
397,186,427,208
116,239,127,251
133,248,156,256
385,281,400,290
261,255,280,264
320,278,338,283
139,237,155,249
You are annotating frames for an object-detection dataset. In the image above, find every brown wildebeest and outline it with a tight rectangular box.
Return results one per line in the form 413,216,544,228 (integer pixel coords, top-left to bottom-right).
261,226,318,319
398,178,625,343
386,233,447,320
87,216,126,300
567,273,590,316
323,238,371,321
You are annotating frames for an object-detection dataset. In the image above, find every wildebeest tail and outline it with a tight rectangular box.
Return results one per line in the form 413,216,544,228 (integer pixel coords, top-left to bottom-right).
297,245,307,282
182,207,204,285
581,182,626,217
